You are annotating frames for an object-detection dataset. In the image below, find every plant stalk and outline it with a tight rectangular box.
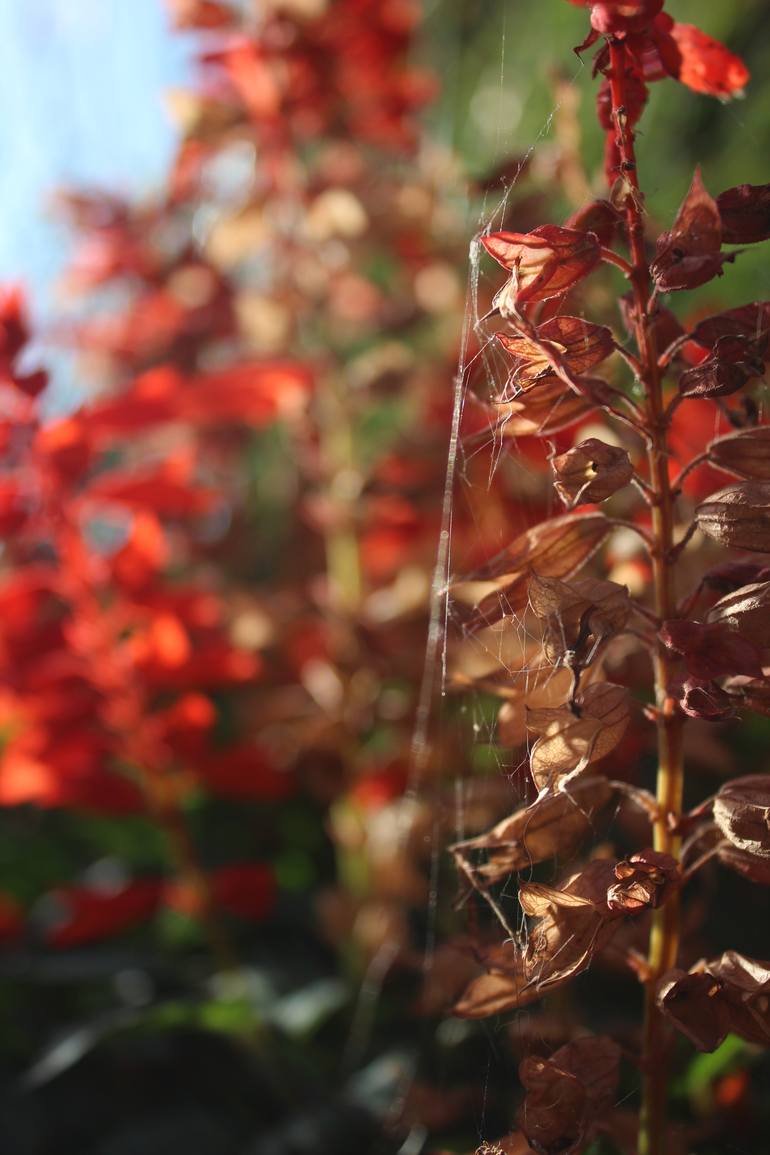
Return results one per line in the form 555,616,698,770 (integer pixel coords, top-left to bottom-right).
608,39,686,1155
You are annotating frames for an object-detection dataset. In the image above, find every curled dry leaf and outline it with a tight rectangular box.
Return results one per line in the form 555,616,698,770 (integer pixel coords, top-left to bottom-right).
658,951,770,1052
527,682,631,791
496,316,615,387
517,1036,620,1155
453,777,615,883
450,512,610,627
660,619,764,680
707,579,770,646
713,774,770,859
528,573,631,666
481,225,601,310
707,427,770,481
651,168,732,293
678,334,767,399
695,482,770,553
551,438,634,508
717,182,770,245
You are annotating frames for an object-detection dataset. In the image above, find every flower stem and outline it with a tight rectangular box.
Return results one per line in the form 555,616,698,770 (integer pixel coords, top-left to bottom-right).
607,39,686,1155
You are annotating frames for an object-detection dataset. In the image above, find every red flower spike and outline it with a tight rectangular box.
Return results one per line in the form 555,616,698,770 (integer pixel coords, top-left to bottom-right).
669,23,749,100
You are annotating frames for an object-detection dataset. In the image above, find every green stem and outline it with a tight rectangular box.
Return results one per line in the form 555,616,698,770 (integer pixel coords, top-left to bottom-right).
607,39,686,1155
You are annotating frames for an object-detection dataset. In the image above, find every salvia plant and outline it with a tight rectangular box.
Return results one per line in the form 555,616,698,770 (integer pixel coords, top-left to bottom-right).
447,3,770,1154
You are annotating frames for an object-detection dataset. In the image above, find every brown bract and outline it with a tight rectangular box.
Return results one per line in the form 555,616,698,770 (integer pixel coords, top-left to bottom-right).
517,1035,620,1155
707,427,770,481
717,182,770,244
695,482,770,553
691,301,770,348
551,438,634,508
660,618,764,680
678,334,766,398
450,512,610,627
488,380,596,438
651,168,733,292
714,774,770,859
482,225,601,310
452,777,615,883
658,951,770,1051
528,573,631,665
527,682,631,791
707,579,770,646
496,316,614,389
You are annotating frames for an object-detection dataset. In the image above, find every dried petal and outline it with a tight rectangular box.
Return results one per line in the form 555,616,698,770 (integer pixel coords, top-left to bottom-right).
717,183,770,244
714,775,770,859
652,168,731,293
551,438,634,507
695,482,770,553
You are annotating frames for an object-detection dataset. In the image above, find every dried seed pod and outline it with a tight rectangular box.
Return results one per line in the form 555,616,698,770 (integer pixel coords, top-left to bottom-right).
695,482,770,553
707,579,770,646
707,427,770,481
714,775,770,859
551,438,634,507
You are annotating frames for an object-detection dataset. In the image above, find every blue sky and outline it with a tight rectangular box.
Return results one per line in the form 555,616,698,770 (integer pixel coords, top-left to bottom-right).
0,0,190,316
